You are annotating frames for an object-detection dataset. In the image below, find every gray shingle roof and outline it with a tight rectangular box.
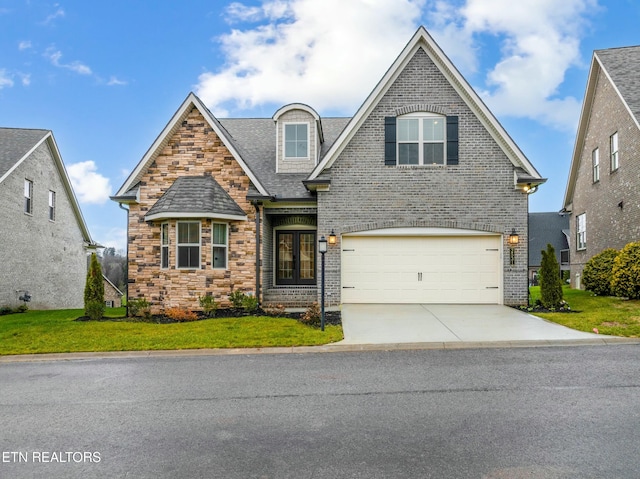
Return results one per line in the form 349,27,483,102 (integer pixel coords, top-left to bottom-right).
528,212,570,267
219,117,350,199
0,128,49,180
145,175,247,221
596,45,640,124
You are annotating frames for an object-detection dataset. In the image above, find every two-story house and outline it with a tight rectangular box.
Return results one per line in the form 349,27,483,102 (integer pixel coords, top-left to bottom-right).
112,27,545,311
0,128,98,309
563,46,640,288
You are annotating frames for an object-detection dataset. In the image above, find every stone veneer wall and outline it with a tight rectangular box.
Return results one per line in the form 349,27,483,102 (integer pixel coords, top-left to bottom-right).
128,107,257,311
317,47,530,306
0,141,88,309
569,69,640,287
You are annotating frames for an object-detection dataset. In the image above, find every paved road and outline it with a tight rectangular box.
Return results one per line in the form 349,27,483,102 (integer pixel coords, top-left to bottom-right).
1,345,639,478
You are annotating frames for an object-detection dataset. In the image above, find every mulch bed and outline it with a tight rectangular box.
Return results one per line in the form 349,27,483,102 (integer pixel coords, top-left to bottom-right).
75,308,342,326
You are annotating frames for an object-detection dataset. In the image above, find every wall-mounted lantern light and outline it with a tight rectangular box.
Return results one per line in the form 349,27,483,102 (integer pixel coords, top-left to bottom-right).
508,229,518,265
328,229,337,245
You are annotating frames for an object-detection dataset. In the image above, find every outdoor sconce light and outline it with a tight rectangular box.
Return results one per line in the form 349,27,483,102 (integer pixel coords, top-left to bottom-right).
328,230,337,245
319,235,328,254
508,229,518,266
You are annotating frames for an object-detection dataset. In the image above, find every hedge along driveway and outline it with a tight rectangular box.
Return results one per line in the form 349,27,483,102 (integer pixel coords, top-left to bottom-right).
0,309,343,356
530,287,640,337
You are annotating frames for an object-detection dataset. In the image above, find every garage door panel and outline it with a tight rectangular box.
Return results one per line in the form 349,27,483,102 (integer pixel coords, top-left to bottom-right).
342,235,502,304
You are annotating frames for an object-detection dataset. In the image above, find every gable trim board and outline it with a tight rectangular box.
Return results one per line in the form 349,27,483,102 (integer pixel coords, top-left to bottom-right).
307,26,544,187
114,92,270,199
0,129,96,249
564,47,640,211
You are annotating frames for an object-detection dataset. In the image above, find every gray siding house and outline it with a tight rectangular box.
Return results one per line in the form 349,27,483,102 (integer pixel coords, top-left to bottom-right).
563,46,640,289
528,212,570,285
113,27,544,311
0,128,97,309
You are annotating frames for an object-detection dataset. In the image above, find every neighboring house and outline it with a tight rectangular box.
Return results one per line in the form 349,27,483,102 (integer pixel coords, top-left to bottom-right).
0,128,98,309
112,27,544,311
563,45,640,289
103,274,123,308
528,212,570,285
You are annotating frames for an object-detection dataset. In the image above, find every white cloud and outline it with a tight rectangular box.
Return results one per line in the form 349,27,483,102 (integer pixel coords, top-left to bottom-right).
97,226,127,253
196,0,595,132
18,40,32,51
66,161,112,205
42,6,65,25
107,76,127,86
0,69,14,89
45,47,92,75
19,73,30,86
196,0,425,116
453,0,596,130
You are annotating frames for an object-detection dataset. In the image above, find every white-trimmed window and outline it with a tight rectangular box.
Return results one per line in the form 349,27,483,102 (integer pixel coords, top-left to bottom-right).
176,221,201,269
397,113,446,165
48,190,56,221
24,179,33,214
161,223,169,269
212,223,228,269
610,132,619,171
284,123,309,158
576,213,586,251
592,148,599,183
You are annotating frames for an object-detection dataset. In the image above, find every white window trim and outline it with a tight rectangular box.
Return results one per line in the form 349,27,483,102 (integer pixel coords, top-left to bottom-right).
610,132,619,172
160,223,169,269
176,221,201,270
48,190,56,222
212,222,229,270
24,179,33,215
396,112,446,166
283,122,310,160
576,213,586,251
592,148,599,183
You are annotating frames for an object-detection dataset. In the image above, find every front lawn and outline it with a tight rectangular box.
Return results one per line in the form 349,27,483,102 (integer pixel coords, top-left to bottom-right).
0,308,343,356
529,286,640,337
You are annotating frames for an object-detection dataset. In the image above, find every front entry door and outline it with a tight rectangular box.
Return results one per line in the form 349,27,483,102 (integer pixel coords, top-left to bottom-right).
276,231,316,285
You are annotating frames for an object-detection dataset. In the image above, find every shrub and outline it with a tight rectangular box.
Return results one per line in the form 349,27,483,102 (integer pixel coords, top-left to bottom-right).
84,253,105,320
16,304,28,313
582,248,618,296
241,293,259,313
539,243,563,309
300,302,321,327
198,295,218,318
228,291,245,308
0,306,13,315
165,307,198,322
263,303,287,317
128,297,151,319
611,242,640,299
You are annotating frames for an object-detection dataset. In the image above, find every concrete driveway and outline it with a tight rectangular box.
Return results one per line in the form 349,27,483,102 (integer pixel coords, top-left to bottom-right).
340,304,604,345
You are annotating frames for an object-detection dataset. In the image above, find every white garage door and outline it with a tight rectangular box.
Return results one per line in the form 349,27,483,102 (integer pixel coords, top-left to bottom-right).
341,234,502,304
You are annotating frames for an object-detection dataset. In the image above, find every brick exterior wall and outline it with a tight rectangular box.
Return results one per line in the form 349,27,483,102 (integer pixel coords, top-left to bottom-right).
317,47,530,306
569,69,640,286
128,107,257,312
276,109,318,173
0,141,88,309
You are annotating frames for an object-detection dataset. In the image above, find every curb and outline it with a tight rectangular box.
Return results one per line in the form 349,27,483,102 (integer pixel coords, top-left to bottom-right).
1,337,638,363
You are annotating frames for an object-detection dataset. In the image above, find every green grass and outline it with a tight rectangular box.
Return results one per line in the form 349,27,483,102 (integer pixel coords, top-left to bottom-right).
529,286,640,337
0,308,343,356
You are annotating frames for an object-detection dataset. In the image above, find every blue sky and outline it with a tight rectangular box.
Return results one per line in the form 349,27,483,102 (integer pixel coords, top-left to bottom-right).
1,0,639,251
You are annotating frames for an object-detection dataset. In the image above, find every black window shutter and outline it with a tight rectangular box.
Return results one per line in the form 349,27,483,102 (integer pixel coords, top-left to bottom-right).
446,116,459,165
384,116,396,166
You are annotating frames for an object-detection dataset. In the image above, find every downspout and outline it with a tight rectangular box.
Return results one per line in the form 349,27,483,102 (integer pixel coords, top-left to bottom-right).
253,202,261,304
118,202,130,316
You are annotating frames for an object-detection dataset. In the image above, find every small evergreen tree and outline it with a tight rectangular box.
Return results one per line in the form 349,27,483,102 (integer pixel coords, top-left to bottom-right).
84,253,105,320
539,243,563,309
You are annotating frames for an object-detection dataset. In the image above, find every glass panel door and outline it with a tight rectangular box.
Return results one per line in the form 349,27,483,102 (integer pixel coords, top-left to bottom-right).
276,231,316,285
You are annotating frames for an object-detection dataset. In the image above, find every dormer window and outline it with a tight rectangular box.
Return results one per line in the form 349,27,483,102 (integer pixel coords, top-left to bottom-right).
284,123,309,159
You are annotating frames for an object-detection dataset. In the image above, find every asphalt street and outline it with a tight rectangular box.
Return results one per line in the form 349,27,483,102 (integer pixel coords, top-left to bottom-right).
1,345,639,478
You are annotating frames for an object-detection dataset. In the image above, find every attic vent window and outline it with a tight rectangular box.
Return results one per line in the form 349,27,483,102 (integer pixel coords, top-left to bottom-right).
284,123,309,159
